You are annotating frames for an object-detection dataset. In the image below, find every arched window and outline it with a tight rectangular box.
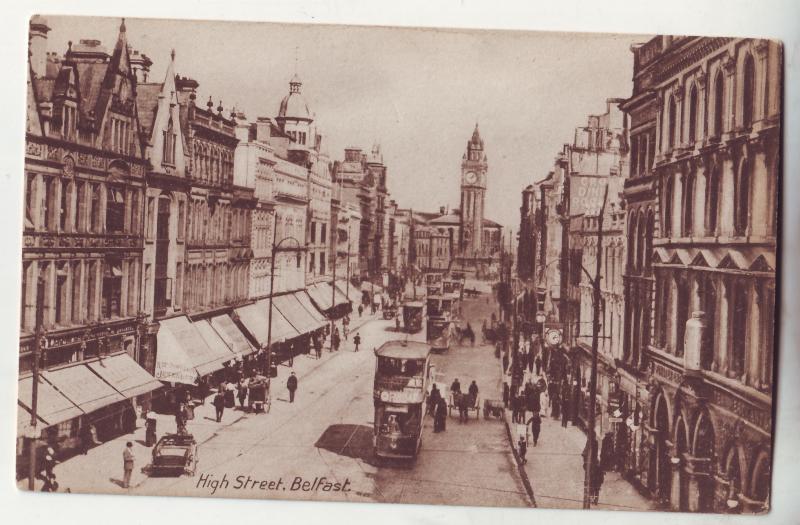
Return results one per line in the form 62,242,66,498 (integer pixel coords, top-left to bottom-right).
700,276,717,370
729,279,748,375
675,273,690,357
667,95,677,150
688,84,698,143
664,176,674,237
713,71,724,137
706,164,720,236
683,172,695,236
742,53,756,129
627,212,637,273
734,157,750,236
636,211,645,271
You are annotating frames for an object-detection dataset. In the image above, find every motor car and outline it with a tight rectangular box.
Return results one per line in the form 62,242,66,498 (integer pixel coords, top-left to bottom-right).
151,433,198,476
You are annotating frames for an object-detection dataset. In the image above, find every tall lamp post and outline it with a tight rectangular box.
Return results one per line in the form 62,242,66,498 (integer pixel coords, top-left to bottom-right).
267,218,305,370
582,184,609,509
27,275,45,490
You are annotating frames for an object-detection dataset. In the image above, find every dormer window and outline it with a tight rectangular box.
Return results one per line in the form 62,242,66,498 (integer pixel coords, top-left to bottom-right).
163,117,176,165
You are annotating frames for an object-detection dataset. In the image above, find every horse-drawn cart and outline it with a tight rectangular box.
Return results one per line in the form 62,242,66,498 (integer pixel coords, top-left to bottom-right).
448,391,480,419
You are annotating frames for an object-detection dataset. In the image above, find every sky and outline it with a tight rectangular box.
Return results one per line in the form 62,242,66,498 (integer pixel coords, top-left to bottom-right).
41,15,649,230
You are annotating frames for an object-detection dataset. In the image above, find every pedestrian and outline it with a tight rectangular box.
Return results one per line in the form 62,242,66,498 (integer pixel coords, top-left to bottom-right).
122,442,135,489
312,335,321,358
343,323,349,341
145,412,157,447
600,431,615,471
591,465,605,504
434,397,448,433
41,472,58,492
527,412,542,446
42,447,57,479
468,380,479,402
353,332,362,352
287,371,298,403
429,383,442,414
358,304,363,318
175,402,188,434
551,390,561,419
332,329,341,352
517,435,528,464
502,381,509,408
458,393,469,423
237,379,248,409
81,423,96,454
213,390,225,422
547,379,557,408
534,355,542,376
450,378,461,395
225,381,236,408
502,350,509,373
560,381,571,428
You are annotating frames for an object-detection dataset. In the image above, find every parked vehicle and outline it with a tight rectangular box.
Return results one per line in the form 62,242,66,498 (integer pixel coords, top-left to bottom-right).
151,433,198,477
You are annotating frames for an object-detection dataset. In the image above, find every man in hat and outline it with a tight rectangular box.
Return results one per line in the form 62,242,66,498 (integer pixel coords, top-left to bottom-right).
287,371,298,403
122,442,135,489
353,333,362,352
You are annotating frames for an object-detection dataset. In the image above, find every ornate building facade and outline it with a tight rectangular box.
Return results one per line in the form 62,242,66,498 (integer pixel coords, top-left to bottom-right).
636,36,779,513
20,19,160,464
175,78,254,315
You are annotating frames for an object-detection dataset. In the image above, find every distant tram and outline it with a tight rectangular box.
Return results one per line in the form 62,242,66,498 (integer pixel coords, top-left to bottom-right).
372,341,432,459
401,301,425,333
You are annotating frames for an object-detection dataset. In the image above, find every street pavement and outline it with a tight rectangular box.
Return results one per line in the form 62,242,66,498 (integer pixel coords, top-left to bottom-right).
24,288,652,512
25,301,529,508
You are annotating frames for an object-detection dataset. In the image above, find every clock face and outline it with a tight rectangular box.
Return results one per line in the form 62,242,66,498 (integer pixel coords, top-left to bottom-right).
545,328,562,347
465,171,477,184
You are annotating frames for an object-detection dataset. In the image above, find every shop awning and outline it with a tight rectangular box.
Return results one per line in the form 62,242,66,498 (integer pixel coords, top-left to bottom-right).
18,375,83,429
306,283,333,311
236,299,299,347
42,364,125,415
274,293,326,334
157,316,232,381
195,320,238,367
297,291,328,324
154,320,198,385
308,282,349,311
210,314,255,358
86,353,162,399
334,281,360,305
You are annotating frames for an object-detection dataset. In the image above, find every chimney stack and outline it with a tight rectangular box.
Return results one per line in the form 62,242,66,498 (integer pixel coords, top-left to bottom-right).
29,15,50,79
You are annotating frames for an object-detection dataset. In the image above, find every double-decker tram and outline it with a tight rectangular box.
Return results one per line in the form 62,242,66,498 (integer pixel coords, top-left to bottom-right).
401,300,425,333
425,295,454,352
372,341,432,459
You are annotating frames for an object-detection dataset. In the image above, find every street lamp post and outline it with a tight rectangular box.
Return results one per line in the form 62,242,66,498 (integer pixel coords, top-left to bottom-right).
582,184,609,509
27,275,45,490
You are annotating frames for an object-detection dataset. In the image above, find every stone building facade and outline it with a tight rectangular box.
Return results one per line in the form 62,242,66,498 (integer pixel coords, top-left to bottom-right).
175,79,254,315
635,36,779,513
20,19,158,460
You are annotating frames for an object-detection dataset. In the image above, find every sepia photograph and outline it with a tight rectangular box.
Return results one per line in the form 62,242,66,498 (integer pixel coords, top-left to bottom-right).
14,8,783,517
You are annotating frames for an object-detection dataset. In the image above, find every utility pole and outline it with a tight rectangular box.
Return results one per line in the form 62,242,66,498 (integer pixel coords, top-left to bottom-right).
583,184,609,509
266,218,278,375
330,238,337,336
28,275,45,490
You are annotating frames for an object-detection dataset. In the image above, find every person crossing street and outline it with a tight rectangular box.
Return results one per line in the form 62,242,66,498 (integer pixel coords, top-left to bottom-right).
353,332,362,352
122,442,135,489
287,372,298,403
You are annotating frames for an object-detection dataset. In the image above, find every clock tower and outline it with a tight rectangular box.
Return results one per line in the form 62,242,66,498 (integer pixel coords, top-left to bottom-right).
460,123,488,256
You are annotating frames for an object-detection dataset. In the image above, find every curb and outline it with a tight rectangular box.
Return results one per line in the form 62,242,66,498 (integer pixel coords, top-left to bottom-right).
496,346,537,508
503,413,537,508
